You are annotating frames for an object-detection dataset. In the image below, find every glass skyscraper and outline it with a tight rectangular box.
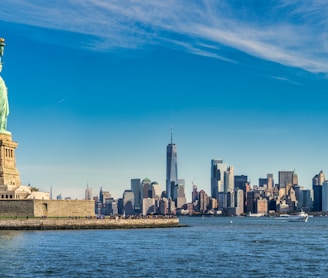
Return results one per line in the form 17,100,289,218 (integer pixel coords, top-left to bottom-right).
166,133,178,199
211,159,227,198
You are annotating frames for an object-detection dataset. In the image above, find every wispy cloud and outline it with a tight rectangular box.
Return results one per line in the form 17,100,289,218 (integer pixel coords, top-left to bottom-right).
1,0,328,74
56,99,65,105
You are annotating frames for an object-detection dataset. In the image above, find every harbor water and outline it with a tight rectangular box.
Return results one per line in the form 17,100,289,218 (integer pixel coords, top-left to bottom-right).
0,216,327,277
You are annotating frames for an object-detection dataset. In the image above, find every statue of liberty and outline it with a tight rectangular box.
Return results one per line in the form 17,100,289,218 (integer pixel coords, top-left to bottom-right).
0,38,9,134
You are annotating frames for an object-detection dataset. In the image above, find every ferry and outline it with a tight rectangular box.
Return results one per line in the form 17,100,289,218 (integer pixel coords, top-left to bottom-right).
248,212,265,217
279,211,309,222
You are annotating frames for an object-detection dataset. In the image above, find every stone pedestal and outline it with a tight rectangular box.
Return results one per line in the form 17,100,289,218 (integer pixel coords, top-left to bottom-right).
0,133,20,187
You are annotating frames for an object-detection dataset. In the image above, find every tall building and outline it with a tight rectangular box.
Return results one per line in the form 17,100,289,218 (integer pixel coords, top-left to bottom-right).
279,171,294,189
131,178,141,211
176,183,187,209
198,190,208,213
322,182,328,212
143,198,156,215
267,173,274,193
235,189,244,215
123,190,134,215
99,187,111,204
151,181,162,199
166,131,178,199
313,170,325,212
302,189,313,212
224,166,235,208
279,170,296,196
85,184,92,200
141,178,152,199
104,198,118,215
192,184,198,203
235,175,248,191
258,174,274,192
211,159,227,198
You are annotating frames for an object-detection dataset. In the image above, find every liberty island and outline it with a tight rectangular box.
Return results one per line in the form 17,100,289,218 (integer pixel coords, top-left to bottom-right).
0,38,181,229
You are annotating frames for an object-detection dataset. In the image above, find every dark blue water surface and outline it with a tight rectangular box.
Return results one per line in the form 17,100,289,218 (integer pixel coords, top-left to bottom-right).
0,216,327,277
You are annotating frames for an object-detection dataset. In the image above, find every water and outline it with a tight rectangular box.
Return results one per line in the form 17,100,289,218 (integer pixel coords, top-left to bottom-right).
0,216,328,277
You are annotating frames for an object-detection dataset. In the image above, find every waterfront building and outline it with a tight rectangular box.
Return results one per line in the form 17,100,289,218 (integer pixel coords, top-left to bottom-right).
211,159,227,198
143,198,155,215
166,131,178,200
208,197,218,210
99,187,111,204
131,178,141,212
159,198,169,215
235,175,248,191
293,185,303,211
256,198,268,215
235,189,244,215
192,184,198,202
117,198,123,215
141,178,152,199
198,190,209,213
176,183,187,209
267,174,274,193
246,191,255,213
313,170,325,186
151,181,162,198
104,198,118,215
302,189,313,212
279,170,296,196
322,181,328,212
235,175,249,212
168,198,176,214
259,178,267,187
313,170,325,211
123,190,134,215
224,166,234,208
293,170,299,186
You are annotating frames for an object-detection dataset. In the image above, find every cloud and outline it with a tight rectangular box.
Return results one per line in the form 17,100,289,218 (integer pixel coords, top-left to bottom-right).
56,99,65,105
1,0,328,74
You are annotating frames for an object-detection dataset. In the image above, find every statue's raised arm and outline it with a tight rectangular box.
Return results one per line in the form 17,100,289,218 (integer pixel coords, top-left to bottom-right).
0,38,4,57
0,38,4,73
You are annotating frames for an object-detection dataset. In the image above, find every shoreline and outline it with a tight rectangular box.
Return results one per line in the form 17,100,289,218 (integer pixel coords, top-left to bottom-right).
0,217,184,230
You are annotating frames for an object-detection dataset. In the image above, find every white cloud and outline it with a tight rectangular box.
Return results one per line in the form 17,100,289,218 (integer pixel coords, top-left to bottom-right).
1,0,328,74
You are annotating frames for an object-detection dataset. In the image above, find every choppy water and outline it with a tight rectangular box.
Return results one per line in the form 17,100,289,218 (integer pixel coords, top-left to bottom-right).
0,216,327,277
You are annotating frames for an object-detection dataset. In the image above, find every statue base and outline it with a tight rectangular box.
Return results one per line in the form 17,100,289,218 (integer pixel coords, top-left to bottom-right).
0,132,20,187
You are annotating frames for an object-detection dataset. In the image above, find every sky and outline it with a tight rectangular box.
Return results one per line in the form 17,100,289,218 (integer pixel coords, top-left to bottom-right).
0,0,328,200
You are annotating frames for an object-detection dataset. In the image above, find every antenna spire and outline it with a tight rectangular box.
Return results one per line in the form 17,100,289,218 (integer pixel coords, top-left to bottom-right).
170,127,173,144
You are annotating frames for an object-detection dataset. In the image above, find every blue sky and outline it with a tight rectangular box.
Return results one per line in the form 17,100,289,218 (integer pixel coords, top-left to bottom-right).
0,0,328,200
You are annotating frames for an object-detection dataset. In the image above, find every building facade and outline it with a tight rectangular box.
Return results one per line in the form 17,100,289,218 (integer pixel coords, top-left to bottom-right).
210,159,227,199
166,134,178,199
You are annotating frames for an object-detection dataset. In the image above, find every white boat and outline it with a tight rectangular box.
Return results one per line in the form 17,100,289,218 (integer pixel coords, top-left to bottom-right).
248,212,265,217
280,211,309,222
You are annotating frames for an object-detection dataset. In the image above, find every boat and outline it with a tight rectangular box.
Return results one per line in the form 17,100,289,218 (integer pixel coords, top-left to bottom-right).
279,211,309,222
248,212,265,217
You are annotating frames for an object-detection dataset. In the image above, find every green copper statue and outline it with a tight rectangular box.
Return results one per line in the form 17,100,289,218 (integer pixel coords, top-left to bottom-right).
0,38,9,134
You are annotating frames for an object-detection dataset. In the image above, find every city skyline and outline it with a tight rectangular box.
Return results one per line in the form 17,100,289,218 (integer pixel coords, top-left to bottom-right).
0,1,328,199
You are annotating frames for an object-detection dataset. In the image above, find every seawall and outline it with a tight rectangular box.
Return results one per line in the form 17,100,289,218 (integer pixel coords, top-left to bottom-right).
0,217,182,230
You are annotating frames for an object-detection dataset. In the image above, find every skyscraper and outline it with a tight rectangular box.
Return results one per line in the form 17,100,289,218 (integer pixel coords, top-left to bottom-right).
131,178,141,211
123,190,134,215
166,131,178,199
211,159,227,198
279,171,294,189
85,184,92,200
322,181,328,212
224,166,235,208
313,170,325,211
